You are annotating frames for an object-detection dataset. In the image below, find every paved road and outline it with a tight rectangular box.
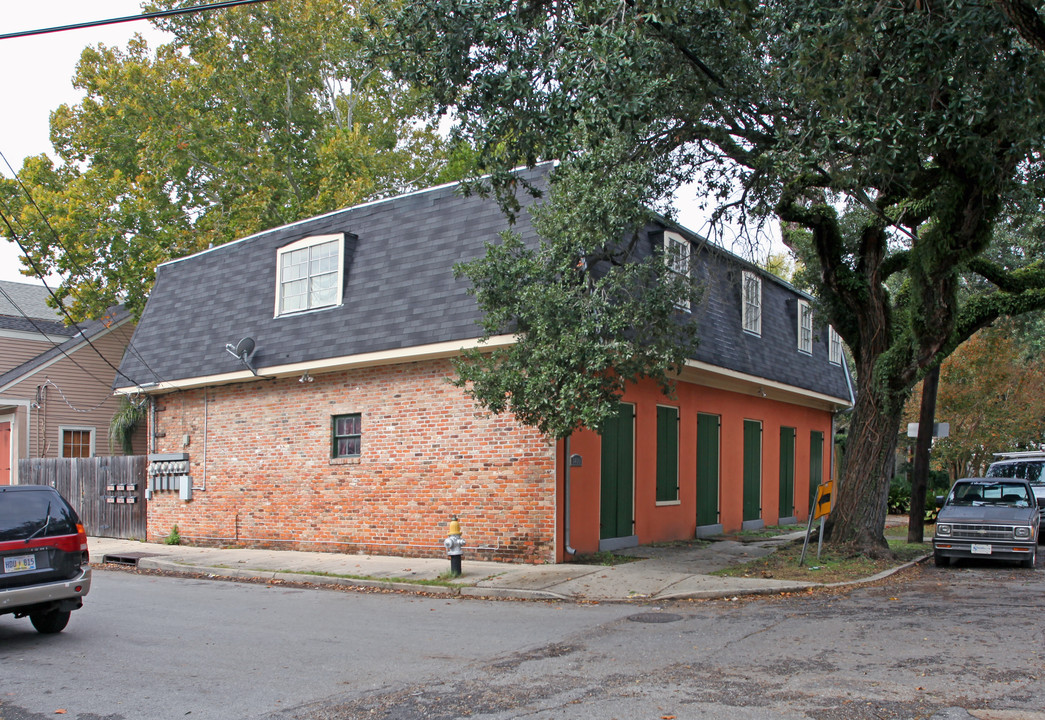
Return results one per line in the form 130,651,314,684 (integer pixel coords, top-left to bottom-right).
1,559,1042,720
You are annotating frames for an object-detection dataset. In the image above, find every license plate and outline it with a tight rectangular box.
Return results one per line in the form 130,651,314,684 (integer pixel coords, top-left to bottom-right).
3,554,37,573
971,544,992,555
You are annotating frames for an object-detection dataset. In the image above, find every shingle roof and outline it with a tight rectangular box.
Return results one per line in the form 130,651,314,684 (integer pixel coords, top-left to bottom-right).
117,165,851,404
0,280,74,337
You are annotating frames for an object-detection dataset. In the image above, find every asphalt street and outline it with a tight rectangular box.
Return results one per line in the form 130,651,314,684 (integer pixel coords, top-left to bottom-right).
1,558,1042,720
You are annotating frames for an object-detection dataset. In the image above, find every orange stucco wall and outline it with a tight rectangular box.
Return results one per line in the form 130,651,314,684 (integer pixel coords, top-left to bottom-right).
556,377,836,561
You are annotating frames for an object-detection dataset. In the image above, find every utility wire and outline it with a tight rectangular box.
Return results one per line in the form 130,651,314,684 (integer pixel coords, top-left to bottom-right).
0,152,165,387
0,281,118,392
0,201,143,387
0,0,274,41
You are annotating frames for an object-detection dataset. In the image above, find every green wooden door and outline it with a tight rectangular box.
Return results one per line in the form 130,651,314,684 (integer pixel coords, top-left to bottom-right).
696,413,720,527
779,426,796,518
600,403,634,540
743,419,762,522
809,430,824,507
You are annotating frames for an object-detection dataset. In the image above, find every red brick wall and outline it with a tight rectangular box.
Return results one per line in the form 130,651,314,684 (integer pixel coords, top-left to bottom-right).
147,359,557,563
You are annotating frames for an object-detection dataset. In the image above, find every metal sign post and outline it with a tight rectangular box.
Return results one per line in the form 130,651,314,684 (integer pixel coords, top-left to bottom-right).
800,481,834,566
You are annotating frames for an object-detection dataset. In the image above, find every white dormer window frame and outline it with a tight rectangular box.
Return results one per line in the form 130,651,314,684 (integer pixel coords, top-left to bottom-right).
798,299,813,354
742,271,762,336
274,233,345,317
829,326,843,365
663,231,691,311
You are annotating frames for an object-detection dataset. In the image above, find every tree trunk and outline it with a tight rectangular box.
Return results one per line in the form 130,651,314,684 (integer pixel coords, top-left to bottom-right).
827,373,904,557
908,365,940,543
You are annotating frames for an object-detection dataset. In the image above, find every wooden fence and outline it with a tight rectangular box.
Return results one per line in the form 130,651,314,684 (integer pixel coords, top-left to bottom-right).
17,456,147,539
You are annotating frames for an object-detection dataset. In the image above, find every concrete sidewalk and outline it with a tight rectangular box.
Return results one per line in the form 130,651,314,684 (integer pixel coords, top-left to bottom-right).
88,520,922,603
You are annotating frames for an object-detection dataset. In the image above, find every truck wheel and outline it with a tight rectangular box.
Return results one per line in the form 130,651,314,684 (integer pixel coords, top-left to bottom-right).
933,552,949,568
1021,552,1036,569
30,610,71,634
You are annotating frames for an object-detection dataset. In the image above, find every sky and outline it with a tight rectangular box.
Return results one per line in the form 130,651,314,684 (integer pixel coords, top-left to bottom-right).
0,1,168,285
0,2,763,288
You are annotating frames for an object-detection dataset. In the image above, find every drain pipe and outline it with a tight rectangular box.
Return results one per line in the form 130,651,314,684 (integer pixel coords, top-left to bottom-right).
564,433,576,556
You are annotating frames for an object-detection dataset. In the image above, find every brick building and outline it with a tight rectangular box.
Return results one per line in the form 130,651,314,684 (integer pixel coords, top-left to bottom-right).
115,165,852,562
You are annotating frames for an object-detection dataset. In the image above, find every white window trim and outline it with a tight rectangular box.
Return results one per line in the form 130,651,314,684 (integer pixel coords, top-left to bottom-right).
829,326,843,365
58,425,95,458
663,231,691,311
742,271,762,336
274,233,345,318
798,299,813,355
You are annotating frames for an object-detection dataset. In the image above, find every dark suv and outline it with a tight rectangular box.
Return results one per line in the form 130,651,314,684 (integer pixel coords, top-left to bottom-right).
0,485,92,633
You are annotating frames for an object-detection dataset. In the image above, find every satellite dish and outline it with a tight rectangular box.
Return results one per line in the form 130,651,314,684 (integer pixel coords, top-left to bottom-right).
224,336,258,376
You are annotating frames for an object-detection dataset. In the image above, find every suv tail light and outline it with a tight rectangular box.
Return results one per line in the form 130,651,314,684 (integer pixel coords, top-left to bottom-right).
76,522,90,564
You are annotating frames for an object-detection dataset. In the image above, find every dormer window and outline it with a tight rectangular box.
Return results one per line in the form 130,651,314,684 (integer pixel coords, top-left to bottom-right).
663,231,691,311
798,299,813,354
829,326,843,365
742,271,761,335
275,234,344,316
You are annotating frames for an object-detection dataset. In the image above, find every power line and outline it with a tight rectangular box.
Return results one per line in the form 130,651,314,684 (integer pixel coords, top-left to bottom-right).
0,281,118,393
0,153,166,387
0,201,146,388
0,0,275,41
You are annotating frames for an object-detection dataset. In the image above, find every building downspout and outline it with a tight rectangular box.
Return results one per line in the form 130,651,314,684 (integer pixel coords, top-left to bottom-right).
563,433,576,556
149,396,157,453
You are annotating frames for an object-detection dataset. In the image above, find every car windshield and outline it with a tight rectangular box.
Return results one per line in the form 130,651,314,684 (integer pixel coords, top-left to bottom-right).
949,482,1032,507
986,461,1043,482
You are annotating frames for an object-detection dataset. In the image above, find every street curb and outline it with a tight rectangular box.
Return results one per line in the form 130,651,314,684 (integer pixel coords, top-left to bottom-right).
117,553,934,604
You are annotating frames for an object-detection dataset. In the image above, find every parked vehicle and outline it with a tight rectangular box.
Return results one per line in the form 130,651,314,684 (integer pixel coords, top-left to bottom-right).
933,478,1041,568
986,451,1045,512
0,486,92,633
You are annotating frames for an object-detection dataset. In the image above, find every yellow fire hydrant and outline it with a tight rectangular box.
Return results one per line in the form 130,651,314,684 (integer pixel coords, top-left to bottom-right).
444,515,464,577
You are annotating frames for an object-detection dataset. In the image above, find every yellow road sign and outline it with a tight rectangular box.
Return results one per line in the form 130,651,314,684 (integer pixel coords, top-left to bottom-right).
814,481,834,520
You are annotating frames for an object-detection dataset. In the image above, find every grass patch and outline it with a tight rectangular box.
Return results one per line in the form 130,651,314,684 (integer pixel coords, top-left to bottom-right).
711,535,931,584
570,550,642,566
646,538,713,549
729,523,805,539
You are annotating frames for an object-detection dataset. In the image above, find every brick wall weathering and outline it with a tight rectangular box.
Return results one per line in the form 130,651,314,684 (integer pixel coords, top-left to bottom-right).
147,359,557,563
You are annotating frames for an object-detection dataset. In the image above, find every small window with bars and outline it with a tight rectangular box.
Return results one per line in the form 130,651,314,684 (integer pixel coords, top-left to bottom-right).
332,414,362,458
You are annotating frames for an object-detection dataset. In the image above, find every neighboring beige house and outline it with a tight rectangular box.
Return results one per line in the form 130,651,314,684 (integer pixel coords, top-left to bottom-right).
0,280,142,484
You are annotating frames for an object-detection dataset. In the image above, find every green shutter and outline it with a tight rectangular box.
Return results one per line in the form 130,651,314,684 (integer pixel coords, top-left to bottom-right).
656,406,679,502
809,430,824,507
600,403,635,539
696,413,720,527
743,420,762,522
779,427,795,518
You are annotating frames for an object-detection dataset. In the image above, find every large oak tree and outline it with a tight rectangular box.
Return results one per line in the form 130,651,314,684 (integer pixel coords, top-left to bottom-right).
387,0,1045,554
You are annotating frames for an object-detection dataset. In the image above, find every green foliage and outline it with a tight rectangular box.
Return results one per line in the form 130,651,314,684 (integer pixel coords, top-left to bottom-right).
387,0,1045,551
108,395,146,456
451,159,702,438
890,466,950,519
163,525,181,546
3,0,469,321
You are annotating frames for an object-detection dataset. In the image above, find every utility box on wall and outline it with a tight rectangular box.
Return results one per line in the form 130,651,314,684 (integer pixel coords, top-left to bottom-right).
147,453,192,500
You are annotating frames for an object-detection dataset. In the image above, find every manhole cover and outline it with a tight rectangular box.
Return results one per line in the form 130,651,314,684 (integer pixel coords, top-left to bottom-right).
627,612,683,624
